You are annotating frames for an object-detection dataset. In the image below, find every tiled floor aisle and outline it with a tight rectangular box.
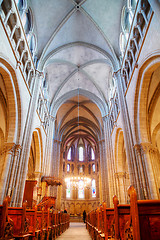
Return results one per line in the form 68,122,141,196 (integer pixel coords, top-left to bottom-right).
56,222,92,240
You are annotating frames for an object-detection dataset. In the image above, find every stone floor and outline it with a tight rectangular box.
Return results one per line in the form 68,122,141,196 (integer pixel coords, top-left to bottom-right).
56,222,92,240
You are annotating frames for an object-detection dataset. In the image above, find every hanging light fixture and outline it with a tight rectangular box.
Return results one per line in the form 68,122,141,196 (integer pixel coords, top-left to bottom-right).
64,74,91,189
65,176,91,188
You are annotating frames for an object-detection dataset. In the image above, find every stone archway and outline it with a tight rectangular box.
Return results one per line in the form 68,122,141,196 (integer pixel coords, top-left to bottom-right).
134,55,160,199
114,128,130,203
0,58,21,204
24,128,43,205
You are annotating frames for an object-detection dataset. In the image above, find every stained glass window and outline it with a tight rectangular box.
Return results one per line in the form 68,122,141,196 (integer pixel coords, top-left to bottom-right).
92,164,95,172
91,148,95,160
79,146,84,161
67,164,70,172
67,148,71,160
92,179,96,198
78,180,84,198
66,179,71,198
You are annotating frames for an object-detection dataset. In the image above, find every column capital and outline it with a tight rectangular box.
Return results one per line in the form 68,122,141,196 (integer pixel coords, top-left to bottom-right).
54,139,61,144
49,115,56,122
35,70,44,79
16,61,21,69
98,139,105,144
134,142,158,154
114,172,129,179
113,69,121,79
102,114,109,122
0,143,21,155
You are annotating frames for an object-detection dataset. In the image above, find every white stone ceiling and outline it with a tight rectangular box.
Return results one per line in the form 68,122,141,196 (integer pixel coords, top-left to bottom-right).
29,0,124,146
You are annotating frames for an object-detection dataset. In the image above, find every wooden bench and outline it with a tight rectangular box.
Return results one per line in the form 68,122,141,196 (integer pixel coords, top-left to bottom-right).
86,186,160,240
124,186,160,240
0,196,14,240
8,202,31,239
0,197,70,240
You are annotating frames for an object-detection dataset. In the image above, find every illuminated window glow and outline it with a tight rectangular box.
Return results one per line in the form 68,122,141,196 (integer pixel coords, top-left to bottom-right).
92,179,96,198
67,148,71,160
67,164,70,172
66,179,71,198
79,166,83,173
92,164,95,172
79,146,84,161
91,148,95,160
78,180,84,198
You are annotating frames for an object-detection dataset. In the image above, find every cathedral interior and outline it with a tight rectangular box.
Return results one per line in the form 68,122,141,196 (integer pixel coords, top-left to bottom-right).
0,0,160,221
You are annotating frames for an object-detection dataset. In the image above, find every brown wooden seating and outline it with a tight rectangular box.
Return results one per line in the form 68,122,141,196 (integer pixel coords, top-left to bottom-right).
8,201,31,239
0,197,70,240
0,196,14,240
124,185,160,240
86,186,160,240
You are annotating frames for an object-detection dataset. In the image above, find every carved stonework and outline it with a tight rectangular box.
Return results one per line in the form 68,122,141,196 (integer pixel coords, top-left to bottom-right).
0,143,21,156
35,70,44,79
134,142,159,155
114,172,126,179
41,176,62,186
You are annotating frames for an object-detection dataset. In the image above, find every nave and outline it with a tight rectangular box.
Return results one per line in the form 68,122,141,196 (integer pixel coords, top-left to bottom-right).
1,2,160,240
56,222,91,240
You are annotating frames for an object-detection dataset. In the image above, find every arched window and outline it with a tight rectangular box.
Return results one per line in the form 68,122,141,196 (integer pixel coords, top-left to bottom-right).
79,166,83,173
67,145,74,161
67,164,70,172
78,180,84,199
67,147,71,160
79,146,84,161
92,179,96,198
119,32,126,56
22,9,32,36
16,0,27,16
91,148,95,160
66,179,71,198
92,164,95,172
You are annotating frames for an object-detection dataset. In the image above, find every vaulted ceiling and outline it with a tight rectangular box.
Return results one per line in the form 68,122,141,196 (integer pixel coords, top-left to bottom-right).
28,0,124,148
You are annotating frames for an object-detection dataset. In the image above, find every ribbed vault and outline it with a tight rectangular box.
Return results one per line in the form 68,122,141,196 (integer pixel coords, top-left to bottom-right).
28,0,122,159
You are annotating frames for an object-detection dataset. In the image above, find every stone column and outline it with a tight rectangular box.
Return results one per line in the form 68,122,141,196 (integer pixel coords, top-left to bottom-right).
34,171,42,203
103,115,116,207
114,172,126,204
6,144,22,205
44,116,56,176
56,147,63,210
46,116,56,197
0,143,18,204
101,138,110,204
13,71,44,206
98,139,106,203
114,70,142,198
134,143,159,199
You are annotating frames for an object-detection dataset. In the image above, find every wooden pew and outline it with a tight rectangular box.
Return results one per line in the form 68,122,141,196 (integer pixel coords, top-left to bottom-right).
111,195,130,240
8,201,31,239
124,186,160,240
86,186,160,240
0,197,70,240
0,196,14,240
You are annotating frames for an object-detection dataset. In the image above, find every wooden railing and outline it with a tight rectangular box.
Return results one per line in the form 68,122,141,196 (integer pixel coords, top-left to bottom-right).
0,197,70,239
86,186,160,240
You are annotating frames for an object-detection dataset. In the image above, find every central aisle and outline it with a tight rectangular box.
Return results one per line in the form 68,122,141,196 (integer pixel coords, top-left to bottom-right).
57,222,92,240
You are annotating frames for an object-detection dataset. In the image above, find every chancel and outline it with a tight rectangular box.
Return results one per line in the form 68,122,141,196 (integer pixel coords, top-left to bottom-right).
0,0,160,239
